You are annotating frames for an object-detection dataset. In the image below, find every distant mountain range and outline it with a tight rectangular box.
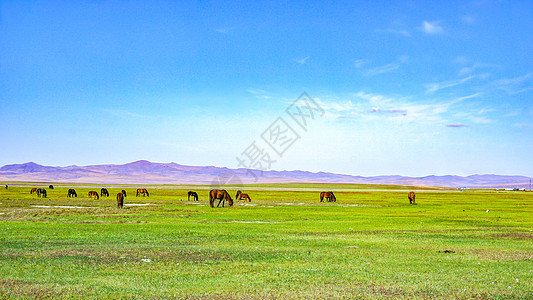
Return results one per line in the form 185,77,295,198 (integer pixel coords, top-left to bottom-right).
0,160,531,189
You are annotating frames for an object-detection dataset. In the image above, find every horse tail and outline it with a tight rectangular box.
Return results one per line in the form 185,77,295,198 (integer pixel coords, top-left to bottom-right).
236,190,241,199
320,192,324,202
227,191,233,207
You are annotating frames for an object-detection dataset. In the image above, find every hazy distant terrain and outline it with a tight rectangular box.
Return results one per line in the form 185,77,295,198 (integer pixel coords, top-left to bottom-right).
0,160,530,189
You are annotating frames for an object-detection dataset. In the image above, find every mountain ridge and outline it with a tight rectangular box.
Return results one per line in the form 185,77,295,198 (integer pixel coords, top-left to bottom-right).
0,161,531,188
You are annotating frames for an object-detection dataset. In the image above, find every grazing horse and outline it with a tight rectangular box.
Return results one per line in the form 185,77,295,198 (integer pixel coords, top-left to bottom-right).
408,192,416,205
116,192,124,208
236,190,251,202
101,188,109,197
68,189,77,197
320,191,336,202
37,188,47,198
88,191,99,200
121,190,127,197
30,188,37,194
49,185,54,189
4,185,7,189
209,189,233,208
188,191,199,201
136,188,149,197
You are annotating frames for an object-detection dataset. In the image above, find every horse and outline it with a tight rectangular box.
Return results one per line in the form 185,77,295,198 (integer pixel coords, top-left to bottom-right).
320,191,336,202
88,191,99,200
209,189,233,208
68,189,77,197
136,188,149,197
4,185,7,189
101,188,109,197
408,192,416,205
236,190,251,202
121,190,127,197
188,191,198,201
37,188,47,198
49,185,54,189
30,188,37,194
116,192,124,208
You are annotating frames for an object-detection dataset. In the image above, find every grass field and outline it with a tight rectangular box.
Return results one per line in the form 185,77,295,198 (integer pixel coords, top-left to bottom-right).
0,183,531,299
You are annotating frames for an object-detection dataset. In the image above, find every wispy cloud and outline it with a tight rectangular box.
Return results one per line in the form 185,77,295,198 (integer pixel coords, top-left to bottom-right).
493,73,533,95
420,20,444,35
319,91,492,128
215,26,236,34
353,59,370,68
103,109,150,120
362,56,408,76
462,15,476,25
365,63,400,76
446,123,469,128
515,122,533,128
247,88,271,99
425,75,475,93
375,28,411,37
293,56,310,65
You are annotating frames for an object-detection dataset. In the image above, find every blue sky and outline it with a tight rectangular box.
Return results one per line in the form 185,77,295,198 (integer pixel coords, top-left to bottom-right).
1,0,532,177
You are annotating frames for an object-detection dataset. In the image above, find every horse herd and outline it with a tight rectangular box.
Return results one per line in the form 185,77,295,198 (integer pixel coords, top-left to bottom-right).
30,187,150,208
27,186,417,208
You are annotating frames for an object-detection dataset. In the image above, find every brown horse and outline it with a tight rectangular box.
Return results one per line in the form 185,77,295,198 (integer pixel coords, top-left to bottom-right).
136,188,149,197
88,191,99,200
68,189,77,197
117,192,124,208
320,191,336,202
209,189,233,208
30,188,37,194
408,192,416,205
188,191,198,201
236,190,251,202
121,190,127,197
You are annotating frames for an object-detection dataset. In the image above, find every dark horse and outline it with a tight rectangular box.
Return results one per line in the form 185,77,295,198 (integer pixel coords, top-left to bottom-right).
408,192,416,205
101,188,109,197
117,192,124,208
136,188,149,197
88,191,99,200
37,188,47,198
188,191,198,201
320,191,336,202
49,185,54,189
68,189,77,197
236,190,251,202
121,190,127,197
209,189,233,208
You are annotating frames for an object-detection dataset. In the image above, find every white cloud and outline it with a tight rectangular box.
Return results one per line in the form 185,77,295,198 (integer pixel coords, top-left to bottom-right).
215,27,236,34
493,73,533,95
247,88,271,99
365,63,400,76
293,56,310,65
353,59,370,68
103,109,149,119
420,21,444,35
375,28,411,37
425,76,475,93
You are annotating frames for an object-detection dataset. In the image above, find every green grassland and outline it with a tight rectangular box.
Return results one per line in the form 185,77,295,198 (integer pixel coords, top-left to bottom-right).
0,183,531,299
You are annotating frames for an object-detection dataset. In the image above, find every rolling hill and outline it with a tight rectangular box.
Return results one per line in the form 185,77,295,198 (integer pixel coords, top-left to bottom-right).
0,160,531,188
